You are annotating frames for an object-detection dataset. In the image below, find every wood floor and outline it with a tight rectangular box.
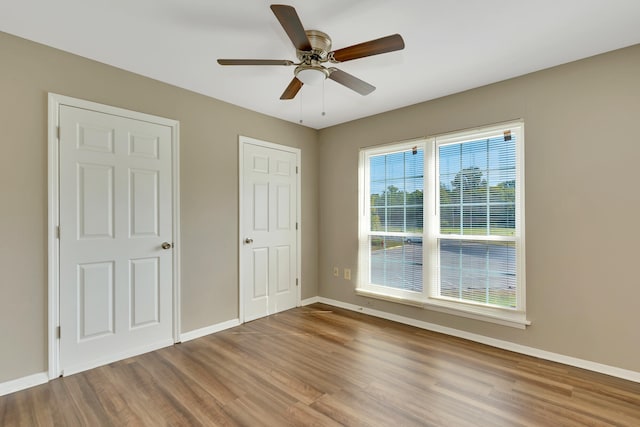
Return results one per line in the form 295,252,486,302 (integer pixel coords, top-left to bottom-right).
1,303,639,426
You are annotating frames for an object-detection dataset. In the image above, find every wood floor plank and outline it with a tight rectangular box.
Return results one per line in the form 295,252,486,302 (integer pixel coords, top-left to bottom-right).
137,351,238,426
1,303,639,426
61,373,118,426
159,343,239,405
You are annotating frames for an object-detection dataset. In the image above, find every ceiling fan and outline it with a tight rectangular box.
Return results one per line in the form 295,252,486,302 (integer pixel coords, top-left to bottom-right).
217,4,405,100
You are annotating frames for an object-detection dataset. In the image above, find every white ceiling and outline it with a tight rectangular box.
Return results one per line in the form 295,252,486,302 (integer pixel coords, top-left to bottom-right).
2,1,640,129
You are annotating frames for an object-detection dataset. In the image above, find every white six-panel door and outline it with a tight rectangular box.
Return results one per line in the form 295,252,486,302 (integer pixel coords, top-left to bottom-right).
58,105,174,375
241,139,299,322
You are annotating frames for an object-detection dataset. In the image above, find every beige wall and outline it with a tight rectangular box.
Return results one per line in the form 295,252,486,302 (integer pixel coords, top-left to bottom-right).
1,26,639,385
0,31,318,383
318,44,640,372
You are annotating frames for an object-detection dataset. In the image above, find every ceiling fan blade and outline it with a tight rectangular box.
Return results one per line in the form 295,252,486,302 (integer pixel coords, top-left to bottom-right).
270,5,312,51
328,69,375,95
217,59,294,66
330,34,405,62
280,77,303,100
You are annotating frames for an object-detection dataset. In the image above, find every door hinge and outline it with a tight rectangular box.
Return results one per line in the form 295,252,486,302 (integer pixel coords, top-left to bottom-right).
56,126,60,140
56,226,60,239
56,326,61,339
296,222,298,230
296,166,299,174
296,278,299,287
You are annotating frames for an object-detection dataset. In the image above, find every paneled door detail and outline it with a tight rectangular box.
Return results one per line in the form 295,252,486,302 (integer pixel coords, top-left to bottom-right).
242,141,298,321
58,105,174,375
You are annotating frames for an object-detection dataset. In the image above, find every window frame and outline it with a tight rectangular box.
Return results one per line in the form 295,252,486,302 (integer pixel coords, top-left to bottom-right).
357,122,529,328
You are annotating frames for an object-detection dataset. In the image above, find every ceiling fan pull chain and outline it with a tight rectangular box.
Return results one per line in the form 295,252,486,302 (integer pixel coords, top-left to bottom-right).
299,89,304,124
322,79,326,117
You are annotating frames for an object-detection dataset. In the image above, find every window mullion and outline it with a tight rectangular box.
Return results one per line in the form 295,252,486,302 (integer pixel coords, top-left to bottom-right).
458,147,463,235
484,244,489,304
486,138,491,236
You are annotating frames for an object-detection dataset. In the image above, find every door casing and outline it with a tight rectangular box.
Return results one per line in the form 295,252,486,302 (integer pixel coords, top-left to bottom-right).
47,93,181,379
238,135,301,322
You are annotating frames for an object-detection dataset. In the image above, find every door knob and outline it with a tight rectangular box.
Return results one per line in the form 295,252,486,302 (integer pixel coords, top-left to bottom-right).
161,242,172,250
244,238,254,244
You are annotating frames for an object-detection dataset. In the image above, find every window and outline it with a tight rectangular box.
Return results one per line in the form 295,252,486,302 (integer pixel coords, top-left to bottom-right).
360,143,425,301
358,122,527,327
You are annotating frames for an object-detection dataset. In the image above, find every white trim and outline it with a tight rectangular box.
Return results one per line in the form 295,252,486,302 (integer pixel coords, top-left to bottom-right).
515,123,526,312
171,122,182,342
355,288,529,328
355,287,424,308
238,138,245,323
0,372,49,397
47,95,60,380
47,93,181,378
238,135,302,323
301,296,320,306
432,119,525,145
180,319,242,343
314,297,640,384
7,295,638,396
423,297,529,329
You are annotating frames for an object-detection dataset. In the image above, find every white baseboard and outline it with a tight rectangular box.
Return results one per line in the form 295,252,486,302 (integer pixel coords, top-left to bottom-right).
313,297,640,384
1,318,242,396
301,296,320,306
180,318,241,343
4,299,637,398
0,372,49,397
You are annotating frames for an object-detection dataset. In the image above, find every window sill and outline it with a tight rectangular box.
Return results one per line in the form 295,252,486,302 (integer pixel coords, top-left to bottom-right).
355,288,531,329
355,288,424,308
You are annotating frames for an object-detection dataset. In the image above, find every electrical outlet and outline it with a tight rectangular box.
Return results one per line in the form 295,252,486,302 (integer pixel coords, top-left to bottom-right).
333,267,339,277
344,268,351,280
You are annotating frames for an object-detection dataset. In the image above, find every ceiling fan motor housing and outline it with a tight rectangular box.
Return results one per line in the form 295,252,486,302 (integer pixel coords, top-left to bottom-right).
294,30,333,85
297,30,332,62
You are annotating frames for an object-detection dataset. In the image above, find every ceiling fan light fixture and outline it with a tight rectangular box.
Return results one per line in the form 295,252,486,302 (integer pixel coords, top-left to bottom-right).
295,66,329,85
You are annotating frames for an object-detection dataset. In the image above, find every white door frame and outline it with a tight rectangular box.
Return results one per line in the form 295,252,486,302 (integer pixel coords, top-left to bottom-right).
238,135,301,323
47,93,181,379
